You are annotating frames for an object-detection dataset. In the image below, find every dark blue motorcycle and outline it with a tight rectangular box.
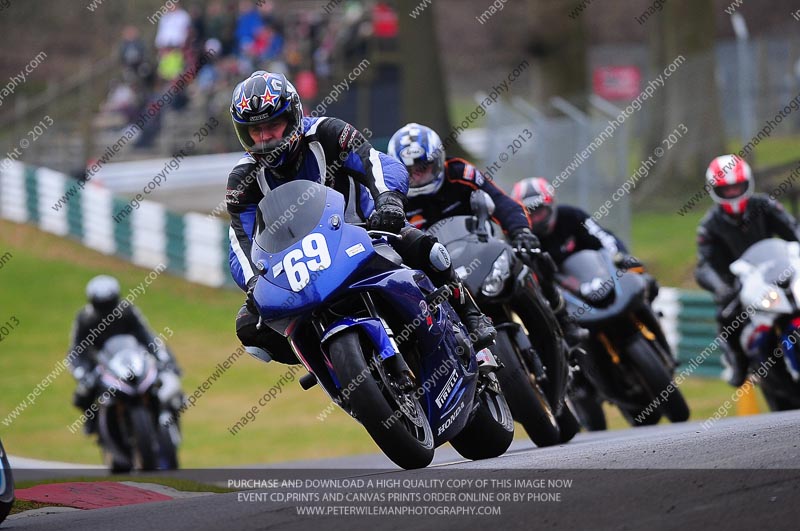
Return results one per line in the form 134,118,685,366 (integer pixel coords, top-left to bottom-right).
249,180,514,469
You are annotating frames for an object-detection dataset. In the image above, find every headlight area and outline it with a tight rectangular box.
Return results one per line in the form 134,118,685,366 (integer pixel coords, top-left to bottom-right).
481,251,511,296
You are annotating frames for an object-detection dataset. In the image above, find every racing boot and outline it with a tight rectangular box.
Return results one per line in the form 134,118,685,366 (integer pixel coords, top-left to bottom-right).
721,341,748,388
450,284,497,351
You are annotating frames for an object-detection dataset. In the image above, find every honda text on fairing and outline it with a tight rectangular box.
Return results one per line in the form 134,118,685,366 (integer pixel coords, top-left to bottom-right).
558,250,690,426
93,335,182,472
425,191,579,446
728,238,800,409
247,181,514,469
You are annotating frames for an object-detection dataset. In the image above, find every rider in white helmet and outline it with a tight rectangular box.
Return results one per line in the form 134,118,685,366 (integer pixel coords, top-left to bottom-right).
68,275,182,433
695,155,800,387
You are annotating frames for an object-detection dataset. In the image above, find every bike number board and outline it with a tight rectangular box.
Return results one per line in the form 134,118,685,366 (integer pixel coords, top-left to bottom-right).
272,233,332,292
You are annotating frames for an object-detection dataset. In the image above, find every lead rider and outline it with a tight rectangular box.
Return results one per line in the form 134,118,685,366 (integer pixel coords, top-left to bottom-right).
226,71,496,364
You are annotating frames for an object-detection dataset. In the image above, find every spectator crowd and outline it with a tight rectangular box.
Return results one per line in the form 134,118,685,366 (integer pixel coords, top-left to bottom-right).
98,0,398,148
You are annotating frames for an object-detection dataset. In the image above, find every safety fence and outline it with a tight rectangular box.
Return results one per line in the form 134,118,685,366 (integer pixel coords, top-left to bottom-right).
0,160,234,288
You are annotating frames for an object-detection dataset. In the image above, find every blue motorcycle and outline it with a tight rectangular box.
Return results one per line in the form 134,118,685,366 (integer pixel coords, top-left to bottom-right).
249,180,514,469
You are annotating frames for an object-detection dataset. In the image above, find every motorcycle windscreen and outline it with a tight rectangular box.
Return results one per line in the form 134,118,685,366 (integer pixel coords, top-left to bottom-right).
251,182,376,319
738,238,795,285
426,216,474,245
560,250,614,284
255,180,329,253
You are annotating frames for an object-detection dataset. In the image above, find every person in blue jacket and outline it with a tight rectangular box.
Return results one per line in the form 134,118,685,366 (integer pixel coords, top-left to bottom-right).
226,71,495,364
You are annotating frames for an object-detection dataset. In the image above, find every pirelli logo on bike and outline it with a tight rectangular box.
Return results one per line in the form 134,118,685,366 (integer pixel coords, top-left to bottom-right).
435,370,459,409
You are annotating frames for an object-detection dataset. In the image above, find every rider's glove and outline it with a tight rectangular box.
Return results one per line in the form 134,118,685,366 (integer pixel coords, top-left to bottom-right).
245,276,259,314
613,252,644,271
714,284,740,306
368,191,406,233
510,228,541,255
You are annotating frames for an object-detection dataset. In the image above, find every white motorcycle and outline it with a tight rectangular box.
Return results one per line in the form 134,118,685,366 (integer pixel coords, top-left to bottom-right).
729,238,800,410
94,335,183,471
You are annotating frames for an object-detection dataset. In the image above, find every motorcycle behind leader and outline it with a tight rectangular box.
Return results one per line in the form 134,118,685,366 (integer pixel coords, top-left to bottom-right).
426,191,579,446
93,335,182,472
558,249,689,427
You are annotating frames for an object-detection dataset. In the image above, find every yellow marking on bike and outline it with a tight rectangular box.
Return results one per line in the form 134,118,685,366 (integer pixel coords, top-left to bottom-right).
632,317,656,341
597,333,621,364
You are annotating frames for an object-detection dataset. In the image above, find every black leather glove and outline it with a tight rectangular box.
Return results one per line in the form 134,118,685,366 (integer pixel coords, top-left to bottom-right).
714,283,740,306
368,191,406,233
245,276,258,314
510,228,541,255
614,252,644,271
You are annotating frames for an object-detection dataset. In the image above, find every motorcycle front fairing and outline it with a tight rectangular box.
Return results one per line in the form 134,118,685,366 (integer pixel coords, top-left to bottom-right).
560,250,647,328
250,183,478,444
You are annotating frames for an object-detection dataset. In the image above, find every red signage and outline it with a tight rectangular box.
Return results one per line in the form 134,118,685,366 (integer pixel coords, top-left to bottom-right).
593,66,641,100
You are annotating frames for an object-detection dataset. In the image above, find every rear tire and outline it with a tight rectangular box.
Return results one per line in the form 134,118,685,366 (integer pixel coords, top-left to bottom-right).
130,406,159,471
450,377,514,460
626,337,690,424
492,329,560,447
329,331,434,470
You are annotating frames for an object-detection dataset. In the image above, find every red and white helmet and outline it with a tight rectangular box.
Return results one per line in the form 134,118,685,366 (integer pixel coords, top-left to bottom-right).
511,177,557,236
706,155,753,215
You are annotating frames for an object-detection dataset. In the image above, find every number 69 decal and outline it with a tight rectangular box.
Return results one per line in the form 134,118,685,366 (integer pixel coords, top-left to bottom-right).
281,233,332,292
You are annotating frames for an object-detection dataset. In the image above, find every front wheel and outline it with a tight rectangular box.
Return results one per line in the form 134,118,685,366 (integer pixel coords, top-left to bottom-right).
760,384,800,411
567,388,607,432
450,374,514,460
130,406,159,471
492,329,560,446
626,337,690,424
157,423,179,470
329,331,434,470
555,405,580,443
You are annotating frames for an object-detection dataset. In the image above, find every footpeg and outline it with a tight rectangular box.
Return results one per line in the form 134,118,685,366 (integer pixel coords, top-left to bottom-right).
476,348,500,373
299,373,317,390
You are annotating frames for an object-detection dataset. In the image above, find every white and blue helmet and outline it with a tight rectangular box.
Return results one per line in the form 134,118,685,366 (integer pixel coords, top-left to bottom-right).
388,123,445,197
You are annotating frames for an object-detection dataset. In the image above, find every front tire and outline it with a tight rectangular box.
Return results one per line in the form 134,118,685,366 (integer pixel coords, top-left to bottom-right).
157,423,179,470
450,375,514,460
130,406,159,471
626,337,690,424
492,329,560,446
567,387,607,431
329,331,434,470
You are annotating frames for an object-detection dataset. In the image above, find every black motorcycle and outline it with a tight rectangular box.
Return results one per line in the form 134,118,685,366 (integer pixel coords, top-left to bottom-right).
558,249,690,427
426,191,578,446
94,335,182,472
0,438,13,525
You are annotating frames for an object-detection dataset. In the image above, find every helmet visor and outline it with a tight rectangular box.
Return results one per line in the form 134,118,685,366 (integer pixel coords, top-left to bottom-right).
715,181,749,199
409,162,437,188
528,204,553,225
